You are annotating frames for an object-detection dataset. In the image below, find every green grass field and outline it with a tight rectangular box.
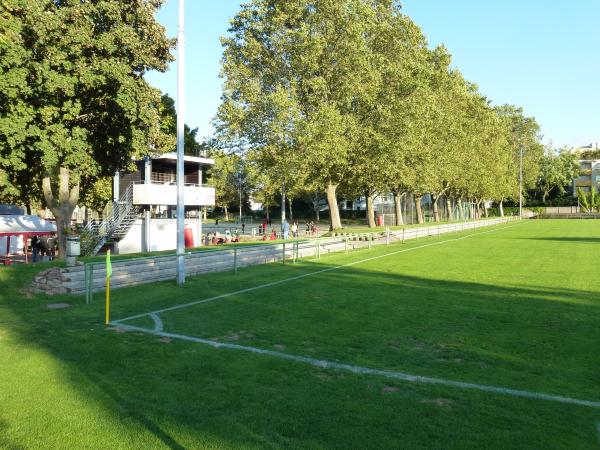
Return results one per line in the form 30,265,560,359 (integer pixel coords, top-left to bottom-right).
1,220,599,449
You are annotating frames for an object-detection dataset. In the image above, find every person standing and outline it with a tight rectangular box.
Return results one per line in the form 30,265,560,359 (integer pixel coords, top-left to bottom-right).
40,235,50,260
291,221,298,238
282,219,290,240
31,235,41,262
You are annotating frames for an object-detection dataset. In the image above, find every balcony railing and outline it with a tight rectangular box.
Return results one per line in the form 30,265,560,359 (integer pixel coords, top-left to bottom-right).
151,172,199,184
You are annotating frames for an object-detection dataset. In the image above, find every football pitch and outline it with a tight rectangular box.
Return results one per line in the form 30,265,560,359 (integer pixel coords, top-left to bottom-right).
2,219,600,448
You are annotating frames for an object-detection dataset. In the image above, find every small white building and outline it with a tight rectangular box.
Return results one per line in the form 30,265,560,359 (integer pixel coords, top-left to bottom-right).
82,153,216,256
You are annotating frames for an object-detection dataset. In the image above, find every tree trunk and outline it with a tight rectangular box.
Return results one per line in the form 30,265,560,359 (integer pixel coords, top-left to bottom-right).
266,203,270,222
42,167,79,260
326,182,342,229
499,199,504,217
542,189,549,204
288,197,293,221
446,197,453,221
393,191,404,226
26,204,32,215
203,207,207,221
415,195,424,224
483,201,489,218
224,206,229,221
312,191,321,221
366,191,376,228
431,194,441,222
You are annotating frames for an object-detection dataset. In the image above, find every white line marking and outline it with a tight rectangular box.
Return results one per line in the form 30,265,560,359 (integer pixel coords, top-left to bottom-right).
149,313,163,332
114,221,523,325
115,323,600,409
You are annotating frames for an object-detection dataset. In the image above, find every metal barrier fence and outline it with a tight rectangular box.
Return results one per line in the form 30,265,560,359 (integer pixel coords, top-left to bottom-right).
84,216,517,303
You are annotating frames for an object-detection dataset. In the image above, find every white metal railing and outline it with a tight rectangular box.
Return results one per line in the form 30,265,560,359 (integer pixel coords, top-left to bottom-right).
80,184,140,255
82,217,517,299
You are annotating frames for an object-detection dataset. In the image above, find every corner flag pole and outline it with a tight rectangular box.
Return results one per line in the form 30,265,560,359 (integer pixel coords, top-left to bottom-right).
105,249,112,325
176,0,186,284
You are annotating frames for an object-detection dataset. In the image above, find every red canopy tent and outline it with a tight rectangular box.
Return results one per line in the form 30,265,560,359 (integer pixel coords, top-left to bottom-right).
0,215,57,264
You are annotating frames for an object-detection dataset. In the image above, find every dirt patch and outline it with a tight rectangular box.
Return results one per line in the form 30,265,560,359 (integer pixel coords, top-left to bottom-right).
225,330,255,341
46,302,70,310
108,327,128,334
382,386,399,394
159,337,172,343
273,344,286,350
421,397,453,407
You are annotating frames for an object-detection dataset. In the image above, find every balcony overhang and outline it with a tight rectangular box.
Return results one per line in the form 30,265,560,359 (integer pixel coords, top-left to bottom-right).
132,183,215,206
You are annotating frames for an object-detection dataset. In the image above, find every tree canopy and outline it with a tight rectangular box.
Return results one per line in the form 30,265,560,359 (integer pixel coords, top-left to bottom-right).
215,0,544,227
0,0,173,255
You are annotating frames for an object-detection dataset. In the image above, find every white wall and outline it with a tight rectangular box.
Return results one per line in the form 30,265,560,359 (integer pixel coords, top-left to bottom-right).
117,218,201,254
132,184,215,206
117,220,144,254
0,236,24,256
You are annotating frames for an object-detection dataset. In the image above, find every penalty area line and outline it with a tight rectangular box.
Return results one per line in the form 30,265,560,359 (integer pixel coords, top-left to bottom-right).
114,323,600,410
113,221,524,325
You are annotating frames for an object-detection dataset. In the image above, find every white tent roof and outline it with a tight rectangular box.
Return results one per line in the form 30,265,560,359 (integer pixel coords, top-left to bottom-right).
0,215,57,236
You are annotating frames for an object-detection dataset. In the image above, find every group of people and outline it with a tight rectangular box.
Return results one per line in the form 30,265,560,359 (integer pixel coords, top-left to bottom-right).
204,230,240,246
31,235,55,262
305,221,320,236
258,218,273,236
257,219,321,240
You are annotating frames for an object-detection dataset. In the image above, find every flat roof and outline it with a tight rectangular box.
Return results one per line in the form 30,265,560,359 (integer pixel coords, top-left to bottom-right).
153,152,215,166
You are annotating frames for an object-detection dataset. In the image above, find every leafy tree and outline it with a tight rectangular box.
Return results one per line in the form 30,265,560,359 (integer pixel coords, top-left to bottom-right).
214,0,543,228
495,105,544,201
577,187,600,213
208,149,245,220
159,93,203,156
0,0,173,257
216,0,388,229
536,147,580,203
80,176,113,216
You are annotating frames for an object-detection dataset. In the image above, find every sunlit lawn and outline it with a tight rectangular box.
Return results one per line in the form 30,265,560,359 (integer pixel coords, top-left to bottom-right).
1,220,599,448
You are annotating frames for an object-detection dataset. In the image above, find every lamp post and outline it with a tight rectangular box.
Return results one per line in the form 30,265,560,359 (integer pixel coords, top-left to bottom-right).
237,172,243,224
176,0,185,284
519,144,523,220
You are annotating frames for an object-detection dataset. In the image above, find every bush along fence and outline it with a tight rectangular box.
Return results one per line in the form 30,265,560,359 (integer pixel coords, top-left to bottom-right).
30,217,517,300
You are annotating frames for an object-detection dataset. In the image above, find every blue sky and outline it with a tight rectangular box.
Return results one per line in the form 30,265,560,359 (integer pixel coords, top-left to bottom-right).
146,0,600,148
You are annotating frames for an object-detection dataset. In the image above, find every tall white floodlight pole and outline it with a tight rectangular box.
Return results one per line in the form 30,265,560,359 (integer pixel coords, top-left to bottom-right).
519,145,523,220
176,0,185,284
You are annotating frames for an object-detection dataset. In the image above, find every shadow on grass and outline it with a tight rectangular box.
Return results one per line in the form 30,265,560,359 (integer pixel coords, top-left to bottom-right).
1,255,599,448
520,236,600,244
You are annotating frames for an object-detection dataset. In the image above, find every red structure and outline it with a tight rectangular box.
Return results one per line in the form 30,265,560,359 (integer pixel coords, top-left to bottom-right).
0,215,56,264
